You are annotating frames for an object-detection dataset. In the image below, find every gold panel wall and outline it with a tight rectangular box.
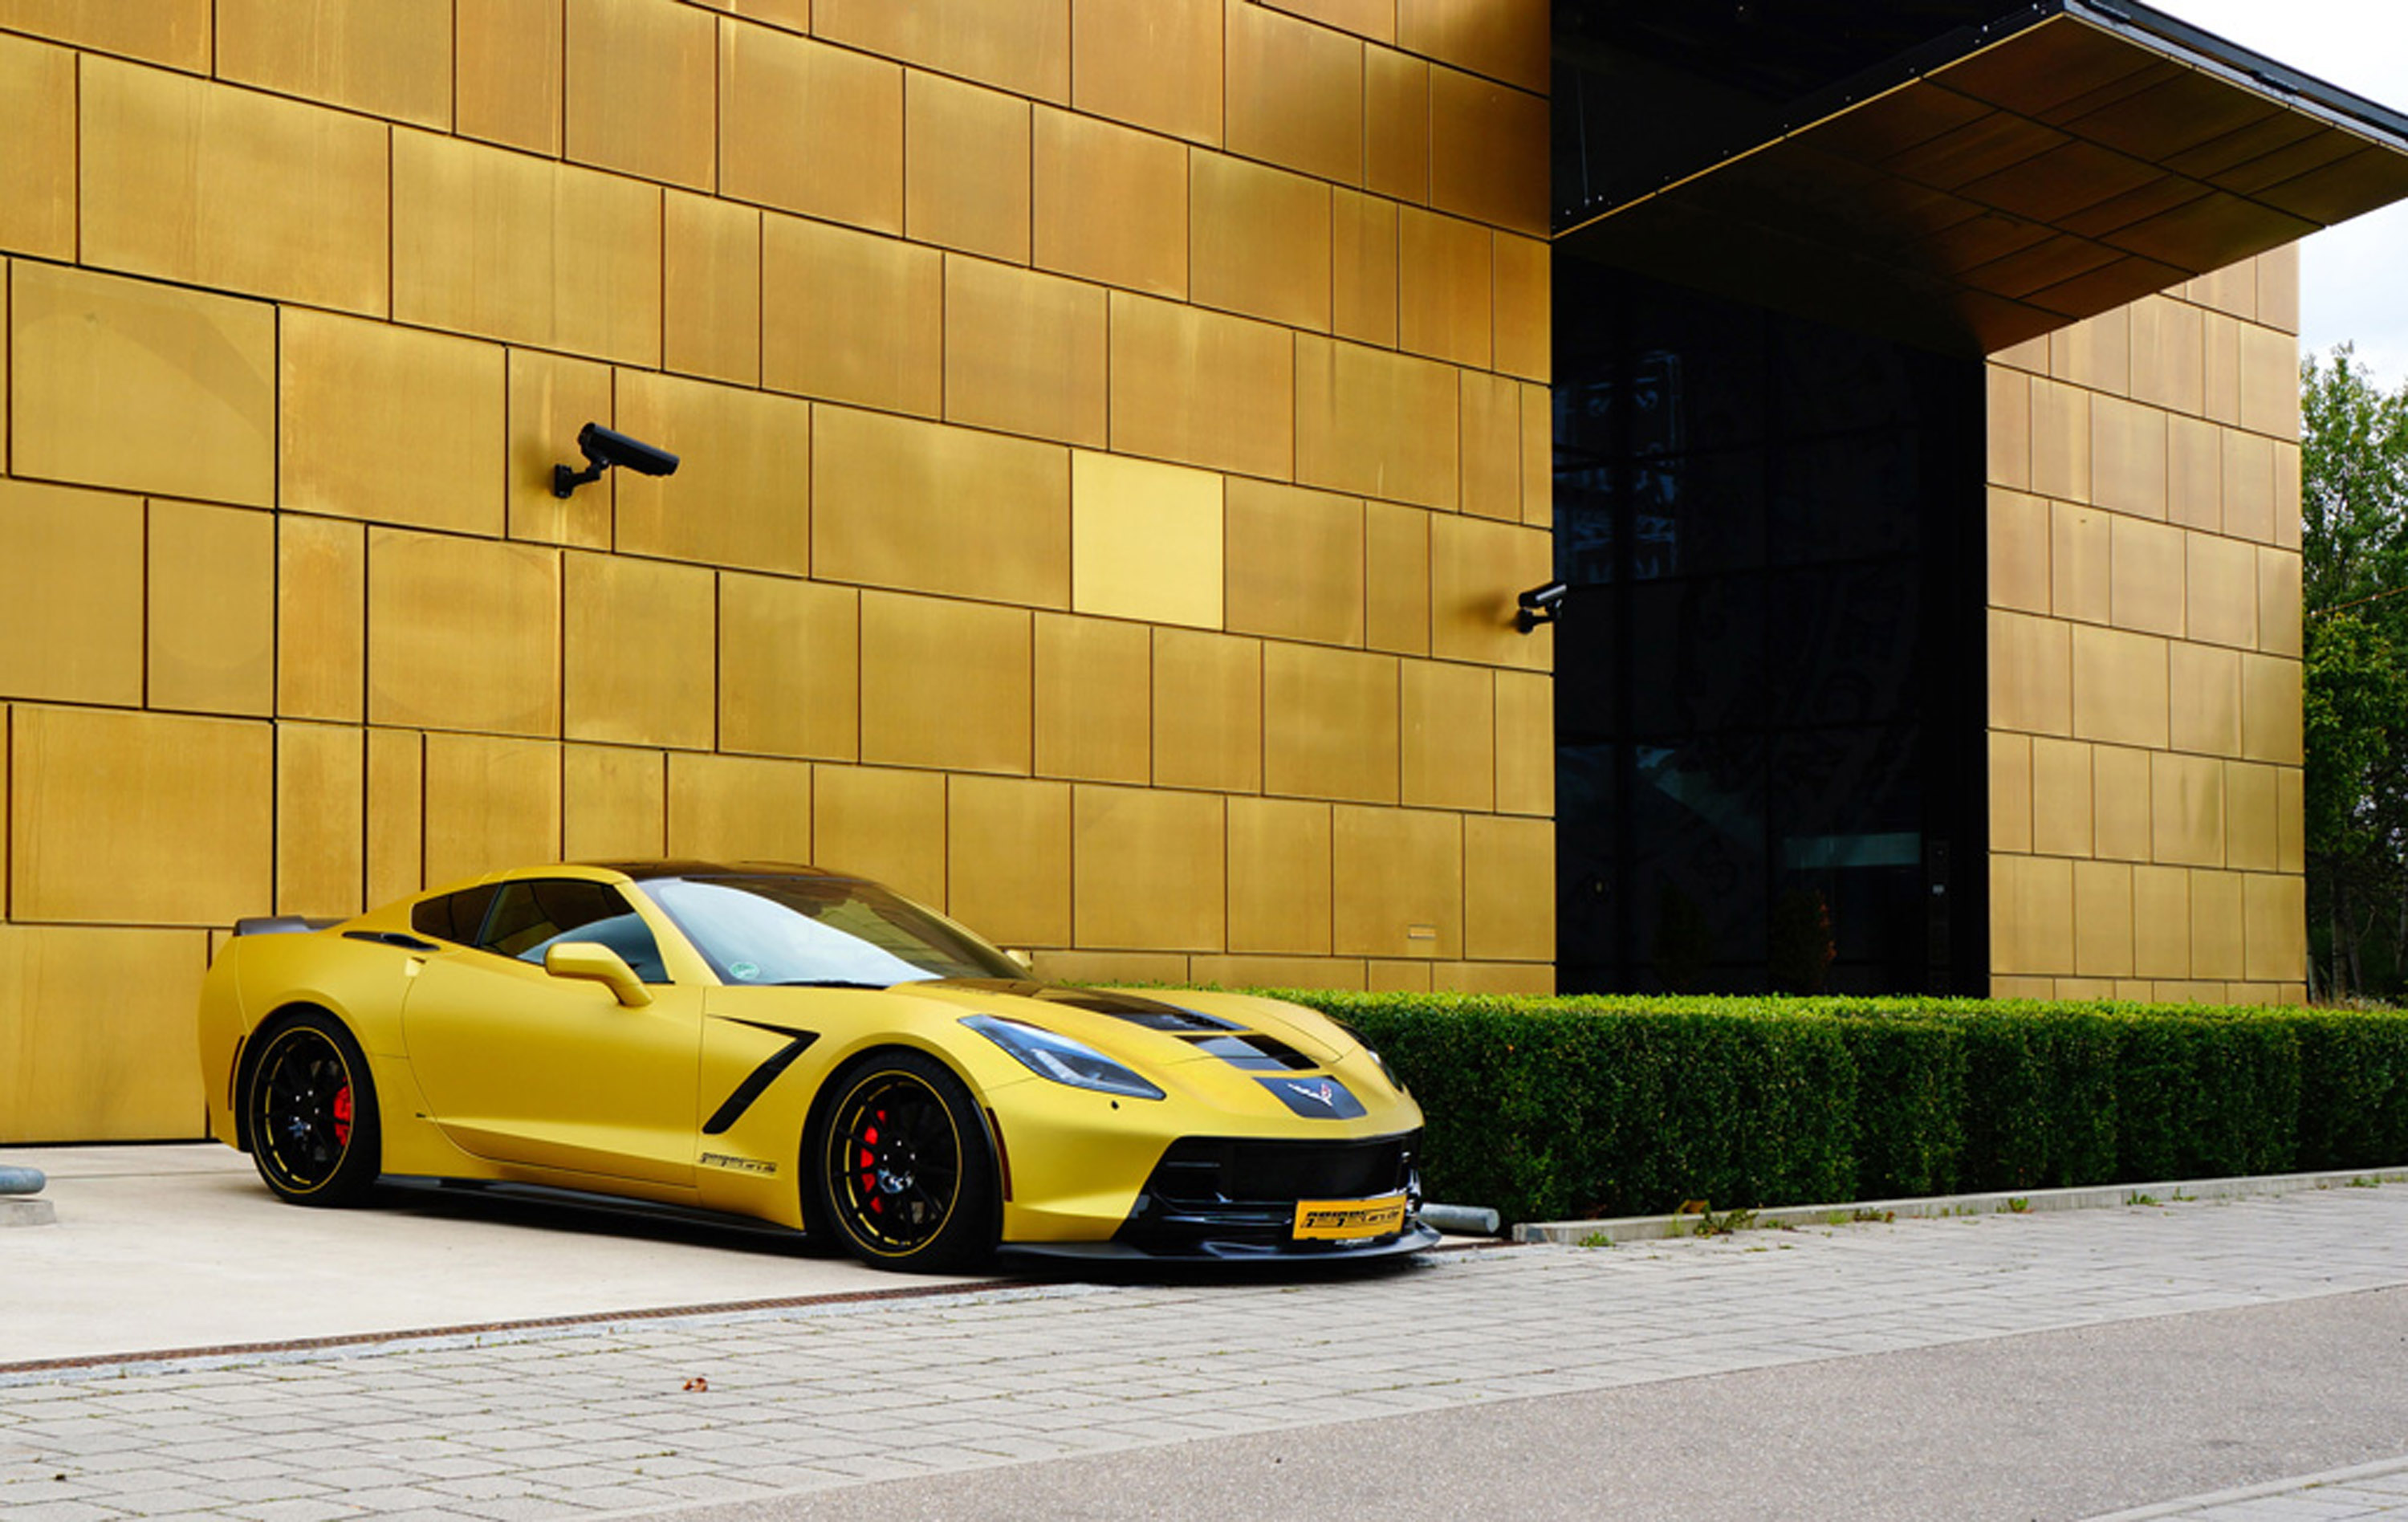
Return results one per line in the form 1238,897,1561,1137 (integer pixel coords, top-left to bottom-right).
0,0,1553,1141
1986,249,2308,1004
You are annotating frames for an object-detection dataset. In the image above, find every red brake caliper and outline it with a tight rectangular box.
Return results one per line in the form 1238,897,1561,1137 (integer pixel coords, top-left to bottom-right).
332,1085,354,1148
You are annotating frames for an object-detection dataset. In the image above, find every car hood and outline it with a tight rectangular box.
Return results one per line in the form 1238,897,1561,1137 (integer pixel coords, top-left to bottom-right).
893,979,1355,1070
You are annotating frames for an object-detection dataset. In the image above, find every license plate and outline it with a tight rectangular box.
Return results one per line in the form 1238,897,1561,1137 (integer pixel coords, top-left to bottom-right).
1292,1194,1408,1240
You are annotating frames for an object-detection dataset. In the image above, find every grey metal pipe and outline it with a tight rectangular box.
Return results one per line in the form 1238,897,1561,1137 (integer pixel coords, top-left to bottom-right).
0,1166,47,1195
1420,1202,1500,1236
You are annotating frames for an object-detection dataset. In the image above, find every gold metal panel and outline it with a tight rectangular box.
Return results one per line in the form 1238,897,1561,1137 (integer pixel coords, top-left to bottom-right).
1521,380,1551,526
0,924,210,1142
2186,262,2255,321
1223,478,1365,649
1034,613,1151,784
1071,451,1224,629
1989,731,2032,855
2050,502,2109,624
1072,784,1227,951
457,0,562,154
565,0,715,188
1227,0,1364,185
1427,66,1547,236
1190,152,1333,334
2238,323,2298,442
719,24,902,231
2188,869,2244,980
1397,0,1545,95
282,308,507,539
81,58,388,315
148,500,271,717
2242,872,2305,983
1436,962,1556,995
2108,515,2184,637
2239,653,2303,766
278,516,364,722
563,553,716,750
2089,396,2166,521
2256,245,2300,336
1460,370,1521,523
1987,488,2049,614
0,480,141,706
2048,306,2129,397
2166,414,2222,533
1463,813,1552,962
1071,0,1222,147
367,529,561,739
276,722,364,917
858,591,1033,775
946,775,1072,949
1332,804,1461,958
1031,948,1191,983
1332,189,1400,349
1368,958,1434,992
719,572,860,762
10,261,274,507
2131,865,2189,979
1365,500,1431,656
1988,610,2072,737
946,256,1108,446
1495,669,1550,816
422,733,561,888
2028,379,2092,506
11,705,271,924
365,728,423,903
815,0,1068,103
2151,751,2224,869
0,0,209,67
1296,335,1458,511
1429,515,1550,670
2127,295,2203,415
393,131,663,367
2071,625,2168,750
1263,645,1399,804
761,214,943,417
506,349,616,551
1990,853,2072,976
2167,641,2241,759
1365,47,1430,206
2278,765,2304,875
562,745,667,863
0,35,73,258
1493,233,1549,385
1109,292,1294,481
2223,760,2278,873
1397,207,1491,368
815,405,1068,606
665,193,763,386
2201,311,2241,426
1227,796,1332,955
1153,629,1263,794
616,369,812,576
1986,368,2030,490
1993,976,2055,1000
1268,0,1393,44
1192,954,1366,991
666,751,814,867
2028,737,2093,858
1033,107,1189,298
218,0,450,125
2072,859,2133,978
905,71,1032,263
2274,442,2303,551
2185,532,2260,649
2093,743,2153,862
2220,429,2276,544
1401,660,1492,812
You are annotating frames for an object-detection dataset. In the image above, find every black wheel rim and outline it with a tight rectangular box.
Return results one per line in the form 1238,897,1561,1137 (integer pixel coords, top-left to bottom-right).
826,1071,962,1255
254,1028,356,1194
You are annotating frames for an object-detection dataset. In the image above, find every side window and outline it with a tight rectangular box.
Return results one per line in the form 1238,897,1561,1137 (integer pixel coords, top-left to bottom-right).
478,880,669,984
412,884,501,946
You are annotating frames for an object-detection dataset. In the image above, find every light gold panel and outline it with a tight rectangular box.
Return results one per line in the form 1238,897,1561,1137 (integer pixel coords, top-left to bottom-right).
2028,738,2092,858
1990,732,2032,855
816,0,1068,103
0,34,74,258
505,348,615,551
719,572,860,761
1297,335,1459,511
1401,660,1493,812
2220,429,2276,544
457,0,562,154
946,775,1072,949
2239,653,2303,765
1192,954,1364,991
1153,629,1263,794
2189,869,2244,980
665,193,763,386
1226,0,1363,185
615,369,812,577
278,515,365,722
2131,865,2189,979
2279,766,2305,875
2049,502,2109,624
1073,784,1226,951
1332,804,1461,958
1365,46,1430,206
1190,153,1333,334
148,500,272,717
2028,378,2092,506
0,480,142,707
421,733,562,887
1109,292,1294,482
814,405,1069,607
1435,961,1552,995
276,722,364,917
1988,488,2048,614
2151,751,2225,869
563,553,717,751
1365,500,1432,655
1033,108,1188,298
2189,262,2255,323
1398,0,1545,93
563,745,667,862
2275,441,2302,552
1492,668,1552,817
1987,369,2029,491
1332,189,1400,349
2070,625,2167,751
1990,853,2072,976
10,261,275,507
2185,532,2260,649
1035,613,1152,784
719,23,903,233
1368,958,1434,993
1072,0,1222,146
1224,478,1365,649
858,591,1033,775
2128,296,2204,417
761,214,943,417
1268,0,1393,43
81,58,388,315
1493,233,1549,385
667,751,814,867
2071,860,2133,979
1988,609,2071,737
1398,207,1491,368
0,925,209,1142
565,0,715,189
367,529,561,739
2202,311,2241,428
1263,644,1399,804
1460,370,1522,523
2167,414,2222,532
217,0,450,125
1072,451,1223,629
2257,246,2300,336
2108,515,2184,637
2089,396,2166,520
2093,743,2153,863
946,256,1108,446
365,728,423,903
905,71,1032,263
0,0,209,67
1462,812,1551,962
1427,66,1545,237
282,308,507,539
2049,307,2129,399
2238,324,2300,443
2224,761,2278,873
1227,796,1332,955
2166,642,2241,759
2258,548,2303,659
1032,948,1191,983
11,705,271,925
2243,872,2305,983
393,130,663,367
1429,514,1550,670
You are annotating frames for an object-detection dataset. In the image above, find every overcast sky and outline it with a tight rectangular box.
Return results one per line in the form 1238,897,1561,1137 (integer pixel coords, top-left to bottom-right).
2158,0,2408,389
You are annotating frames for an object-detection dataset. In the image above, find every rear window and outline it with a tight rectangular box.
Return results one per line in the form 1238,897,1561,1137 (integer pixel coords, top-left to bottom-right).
410,884,501,945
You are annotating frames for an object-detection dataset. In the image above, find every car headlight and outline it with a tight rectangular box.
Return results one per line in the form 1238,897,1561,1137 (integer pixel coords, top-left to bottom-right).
962,1015,1165,1101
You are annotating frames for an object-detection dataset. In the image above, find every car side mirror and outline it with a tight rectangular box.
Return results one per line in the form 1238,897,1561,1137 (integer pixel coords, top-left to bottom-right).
544,942,653,1007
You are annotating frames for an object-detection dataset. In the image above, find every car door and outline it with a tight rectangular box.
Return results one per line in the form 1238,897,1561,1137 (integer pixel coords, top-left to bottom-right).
401,877,702,1189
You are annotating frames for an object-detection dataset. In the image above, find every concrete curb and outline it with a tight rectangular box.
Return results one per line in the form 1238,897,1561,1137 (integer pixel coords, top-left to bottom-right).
2081,1455,2408,1520
1514,1166,2408,1244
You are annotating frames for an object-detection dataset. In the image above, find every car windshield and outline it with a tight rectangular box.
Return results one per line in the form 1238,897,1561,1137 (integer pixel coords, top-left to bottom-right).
639,874,1023,987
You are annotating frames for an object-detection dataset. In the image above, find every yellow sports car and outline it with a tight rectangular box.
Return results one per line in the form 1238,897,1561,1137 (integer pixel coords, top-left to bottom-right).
197,861,1434,1270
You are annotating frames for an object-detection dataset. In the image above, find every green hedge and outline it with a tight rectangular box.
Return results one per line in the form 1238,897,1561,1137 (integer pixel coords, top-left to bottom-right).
1265,992,2408,1225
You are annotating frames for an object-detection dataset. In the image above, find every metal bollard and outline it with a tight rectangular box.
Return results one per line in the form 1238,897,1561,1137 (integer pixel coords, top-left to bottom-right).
1419,1202,1501,1236
0,1166,47,1195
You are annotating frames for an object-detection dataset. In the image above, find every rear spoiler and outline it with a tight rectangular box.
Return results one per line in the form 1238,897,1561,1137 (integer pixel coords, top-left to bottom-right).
233,915,344,937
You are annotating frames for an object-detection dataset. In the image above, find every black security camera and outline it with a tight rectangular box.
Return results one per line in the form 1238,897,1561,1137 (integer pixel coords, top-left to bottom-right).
553,422,680,499
1515,580,1568,633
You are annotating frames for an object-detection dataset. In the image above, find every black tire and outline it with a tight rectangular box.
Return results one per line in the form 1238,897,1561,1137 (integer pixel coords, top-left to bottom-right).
812,1050,996,1272
246,1011,381,1207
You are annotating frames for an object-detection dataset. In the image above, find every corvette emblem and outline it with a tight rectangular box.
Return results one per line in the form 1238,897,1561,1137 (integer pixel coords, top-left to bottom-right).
1259,1074,1367,1120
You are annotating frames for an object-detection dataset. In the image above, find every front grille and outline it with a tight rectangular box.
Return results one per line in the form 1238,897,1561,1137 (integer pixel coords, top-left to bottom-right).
1117,1131,1422,1251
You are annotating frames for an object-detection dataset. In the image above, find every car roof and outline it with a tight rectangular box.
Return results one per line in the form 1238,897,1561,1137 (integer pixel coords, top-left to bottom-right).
576,860,848,883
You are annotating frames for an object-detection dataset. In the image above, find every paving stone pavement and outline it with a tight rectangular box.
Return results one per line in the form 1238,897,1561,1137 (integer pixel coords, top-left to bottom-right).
10,1187,2408,1521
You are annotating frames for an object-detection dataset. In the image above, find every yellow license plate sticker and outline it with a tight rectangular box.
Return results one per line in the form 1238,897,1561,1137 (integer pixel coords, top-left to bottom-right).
1293,1194,1409,1240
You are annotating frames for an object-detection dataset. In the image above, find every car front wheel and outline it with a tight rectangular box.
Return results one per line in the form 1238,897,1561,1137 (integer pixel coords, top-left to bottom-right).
247,1011,381,1207
813,1050,996,1272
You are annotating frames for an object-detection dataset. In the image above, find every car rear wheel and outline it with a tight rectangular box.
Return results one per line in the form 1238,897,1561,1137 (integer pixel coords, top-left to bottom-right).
813,1050,995,1272
248,1012,380,1207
